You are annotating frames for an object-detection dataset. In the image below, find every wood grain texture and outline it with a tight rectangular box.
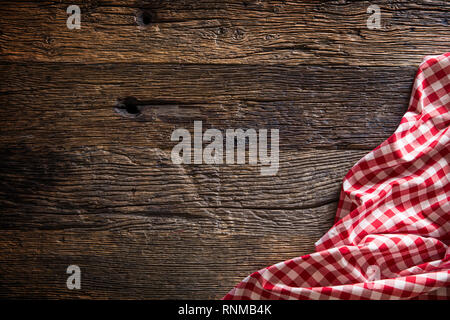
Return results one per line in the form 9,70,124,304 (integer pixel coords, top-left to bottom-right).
0,230,326,299
0,0,446,299
0,63,413,150
0,145,366,217
0,0,449,65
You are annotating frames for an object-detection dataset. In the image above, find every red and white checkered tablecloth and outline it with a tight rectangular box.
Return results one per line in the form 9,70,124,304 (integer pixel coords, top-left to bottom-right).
224,53,450,300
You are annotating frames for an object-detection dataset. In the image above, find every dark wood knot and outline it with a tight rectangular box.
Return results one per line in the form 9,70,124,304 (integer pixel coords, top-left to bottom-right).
135,9,153,27
115,96,142,118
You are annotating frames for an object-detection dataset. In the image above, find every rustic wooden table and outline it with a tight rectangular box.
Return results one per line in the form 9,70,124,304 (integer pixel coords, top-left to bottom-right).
0,0,448,299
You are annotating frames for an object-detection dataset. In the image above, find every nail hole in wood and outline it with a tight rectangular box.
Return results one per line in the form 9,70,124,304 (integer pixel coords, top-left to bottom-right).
115,97,142,118
135,10,153,27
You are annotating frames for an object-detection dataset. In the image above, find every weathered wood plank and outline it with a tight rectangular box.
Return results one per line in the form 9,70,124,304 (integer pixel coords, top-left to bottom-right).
0,229,322,299
0,63,413,150
0,145,367,218
0,0,448,65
